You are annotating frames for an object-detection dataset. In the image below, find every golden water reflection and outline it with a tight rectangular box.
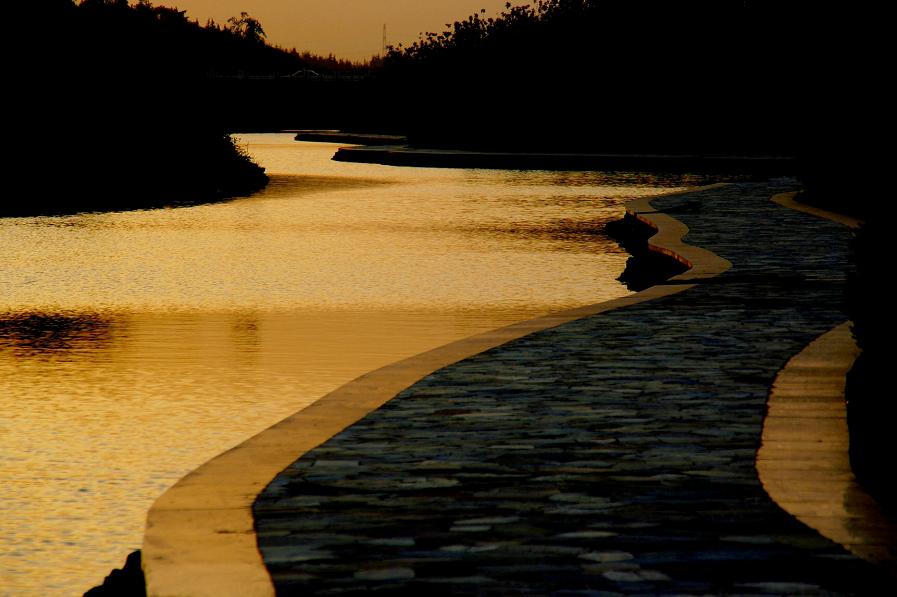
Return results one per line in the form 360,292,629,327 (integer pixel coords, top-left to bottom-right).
1,308,548,593
0,135,690,594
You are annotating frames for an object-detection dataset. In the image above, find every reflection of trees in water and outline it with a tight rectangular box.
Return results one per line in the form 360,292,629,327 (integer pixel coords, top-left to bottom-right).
466,218,620,253
0,312,114,356
260,175,393,199
230,313,261,365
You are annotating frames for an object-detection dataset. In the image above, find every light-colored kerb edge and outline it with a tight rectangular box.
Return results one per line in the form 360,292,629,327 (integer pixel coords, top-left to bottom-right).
757,323,897,568
142,183,732,597
626,182,732,280
760,193,894,569
771,191,863,230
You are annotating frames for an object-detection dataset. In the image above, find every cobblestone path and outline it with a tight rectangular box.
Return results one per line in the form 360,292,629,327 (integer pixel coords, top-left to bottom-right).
254,181,891,595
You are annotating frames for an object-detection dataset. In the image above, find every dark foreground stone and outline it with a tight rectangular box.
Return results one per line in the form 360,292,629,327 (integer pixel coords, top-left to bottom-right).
84,550,145,597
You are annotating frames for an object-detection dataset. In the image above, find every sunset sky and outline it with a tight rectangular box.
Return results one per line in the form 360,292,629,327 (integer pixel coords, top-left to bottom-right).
165,0,519,60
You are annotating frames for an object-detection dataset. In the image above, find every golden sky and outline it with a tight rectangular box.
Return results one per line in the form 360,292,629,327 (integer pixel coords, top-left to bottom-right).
165,0,518,60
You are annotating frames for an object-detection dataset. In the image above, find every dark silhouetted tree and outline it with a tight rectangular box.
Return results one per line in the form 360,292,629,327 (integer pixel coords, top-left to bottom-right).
226,12,267,44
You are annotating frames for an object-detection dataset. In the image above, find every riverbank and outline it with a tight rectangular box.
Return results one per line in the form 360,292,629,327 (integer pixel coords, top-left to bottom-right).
6,133,268,218
289,131,408,145
332,144,798,175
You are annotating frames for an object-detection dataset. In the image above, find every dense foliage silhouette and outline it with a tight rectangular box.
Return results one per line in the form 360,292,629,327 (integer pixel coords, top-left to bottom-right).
9,0,315,216
376,0,841,156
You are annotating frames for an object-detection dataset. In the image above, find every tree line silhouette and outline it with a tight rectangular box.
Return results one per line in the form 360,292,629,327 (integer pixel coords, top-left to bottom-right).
373,0,841,158
11,1,858,212
9,0,350,216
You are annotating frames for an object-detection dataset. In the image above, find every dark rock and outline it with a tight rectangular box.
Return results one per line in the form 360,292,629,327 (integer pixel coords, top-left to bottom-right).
605,214,689,291
83,551,145,597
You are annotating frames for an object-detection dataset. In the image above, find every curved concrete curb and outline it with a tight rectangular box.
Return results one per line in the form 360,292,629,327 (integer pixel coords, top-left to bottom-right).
771,192,863,229
758,323,897,570
759,192,895,571
625,182,732,279
141,184,732,597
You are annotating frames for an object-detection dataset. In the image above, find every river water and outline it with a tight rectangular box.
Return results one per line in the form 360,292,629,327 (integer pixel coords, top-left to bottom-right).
0,134,691,594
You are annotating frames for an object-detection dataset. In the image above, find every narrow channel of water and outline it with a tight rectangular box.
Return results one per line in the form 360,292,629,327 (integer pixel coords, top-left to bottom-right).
0,134,691,594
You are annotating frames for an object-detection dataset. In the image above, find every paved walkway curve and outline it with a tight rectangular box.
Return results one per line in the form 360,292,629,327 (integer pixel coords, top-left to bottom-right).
255,180,893,594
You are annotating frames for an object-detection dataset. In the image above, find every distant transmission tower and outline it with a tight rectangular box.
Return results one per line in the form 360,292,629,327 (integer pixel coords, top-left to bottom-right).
381,24,388,57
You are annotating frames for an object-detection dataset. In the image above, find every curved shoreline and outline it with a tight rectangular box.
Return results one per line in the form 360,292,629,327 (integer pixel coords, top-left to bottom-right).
771,192,863,229
141,183,730,596
332,144,797,174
